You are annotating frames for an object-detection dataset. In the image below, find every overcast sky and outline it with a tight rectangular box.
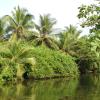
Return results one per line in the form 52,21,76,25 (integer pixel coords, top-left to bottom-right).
0,0,95,35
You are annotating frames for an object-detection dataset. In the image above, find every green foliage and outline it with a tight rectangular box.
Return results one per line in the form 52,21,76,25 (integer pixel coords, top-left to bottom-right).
0,66,16,82
0,40,35,82
0,40,79,82
31,45,79,78
77,1,100,32
35,14,56,35
0,19,5,36
59,25,81,55
3,6,34,40
30,14,59,50
71,36,100,73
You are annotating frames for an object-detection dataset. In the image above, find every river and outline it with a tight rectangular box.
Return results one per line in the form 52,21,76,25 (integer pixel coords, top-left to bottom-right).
0,74,100,100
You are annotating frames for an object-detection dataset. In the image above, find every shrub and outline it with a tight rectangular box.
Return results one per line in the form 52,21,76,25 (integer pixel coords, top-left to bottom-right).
31,45,79,78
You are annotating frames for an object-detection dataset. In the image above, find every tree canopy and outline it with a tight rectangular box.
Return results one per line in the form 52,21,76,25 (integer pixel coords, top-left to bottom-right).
77,1,100,33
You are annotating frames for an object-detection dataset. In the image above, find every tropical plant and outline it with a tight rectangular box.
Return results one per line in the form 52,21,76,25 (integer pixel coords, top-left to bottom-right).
89,31,100,59
31,14,59,49
0,40,35,82
59,25,81,55
3,6,34,40
35,14,56,35
72,35,100,73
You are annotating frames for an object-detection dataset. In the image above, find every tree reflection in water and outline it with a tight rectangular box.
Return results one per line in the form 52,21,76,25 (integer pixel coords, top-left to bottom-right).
0,75,100,100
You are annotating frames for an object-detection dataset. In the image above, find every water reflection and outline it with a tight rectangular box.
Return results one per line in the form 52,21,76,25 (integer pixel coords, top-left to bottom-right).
0,75,100,100
75,74,100,100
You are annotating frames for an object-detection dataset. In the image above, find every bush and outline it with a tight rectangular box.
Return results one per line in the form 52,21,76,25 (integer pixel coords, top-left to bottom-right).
31,45,79,78
0,66,16,82
72,38,100,73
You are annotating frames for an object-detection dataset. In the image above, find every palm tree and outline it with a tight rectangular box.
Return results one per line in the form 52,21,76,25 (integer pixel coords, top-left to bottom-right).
60,25,81,54
4,6,34,40
31,14,59,49
0,40,35,81
35,14,56,35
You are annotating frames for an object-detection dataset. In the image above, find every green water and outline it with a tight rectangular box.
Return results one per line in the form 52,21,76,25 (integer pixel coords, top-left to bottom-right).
0,74,100,100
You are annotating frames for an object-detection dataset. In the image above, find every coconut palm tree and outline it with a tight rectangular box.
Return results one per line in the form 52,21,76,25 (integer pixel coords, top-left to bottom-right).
31,14,59,49
60,25,81,54
0,40,35,81
3,6,34,40
35,14,56,35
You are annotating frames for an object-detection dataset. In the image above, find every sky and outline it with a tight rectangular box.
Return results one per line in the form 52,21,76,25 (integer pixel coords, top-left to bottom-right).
0,0,95,35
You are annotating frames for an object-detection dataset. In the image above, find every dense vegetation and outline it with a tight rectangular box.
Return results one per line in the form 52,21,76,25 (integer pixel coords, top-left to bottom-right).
0,1,100,83
0,40,78,83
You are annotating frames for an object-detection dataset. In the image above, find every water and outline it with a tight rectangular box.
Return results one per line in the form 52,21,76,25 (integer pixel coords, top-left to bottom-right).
0,74,100,100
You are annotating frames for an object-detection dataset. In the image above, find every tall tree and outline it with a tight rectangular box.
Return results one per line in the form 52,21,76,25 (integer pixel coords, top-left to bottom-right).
59,25,81,54
35,14,56,35
4,6,34,40
0,19,5,40
32,14,59,49
0,40,35,80
78,1,100,60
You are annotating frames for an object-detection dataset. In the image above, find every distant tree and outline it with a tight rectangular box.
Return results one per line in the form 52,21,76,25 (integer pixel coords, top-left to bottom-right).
59,25,81,54
4,6,34,40
31,14,59,49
